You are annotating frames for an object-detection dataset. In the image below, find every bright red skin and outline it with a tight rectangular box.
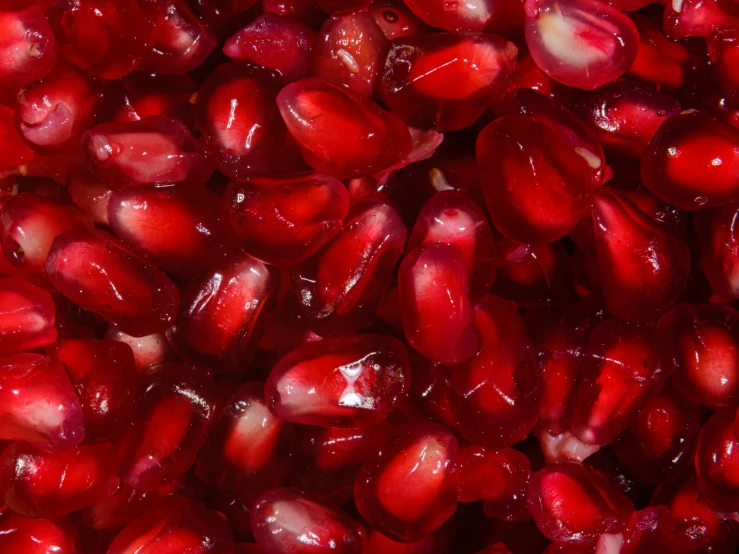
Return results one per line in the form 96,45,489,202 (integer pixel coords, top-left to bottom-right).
354,421,459,542
252,487,366,554
694,203,739,298
380,32,518,131
571,319,667,447
291,199,407,337
369,0,430,40
115,363,221,491
82,481,179,530
1,194,91,280
663,0,739,39
658,303,739,410
286,418,395,503
574,80,682,158
104,327,175,374
0,354,84,453
0,105,34,178
167,251,278,373
14,60,103,156
108,184,225,278
458,445,530,522
0,512,79,554
46,0,153,80
524,0,639,90
493,239,576,308
402,0,501,31
709,29,739,105
195,382,293,496
196,64,284,179
0,277,57,355
98,73,197,130
265,334,410,427
612,384,700,485
0,2,56,87
45,228,180,337
223,172,350,268
81,116,212,189
315,11,388,99
477,115,593,244
138,0,217,75
408,191,496,302
642,110,739,211
528,461,634,547
223,13,316,82
50,338,135,443
106,495,236,554
68,172,113,227
278,78,412,179
0,441,118,518
448,295,542,448
705,93,739,130
695,407,739,514
399,244,481,365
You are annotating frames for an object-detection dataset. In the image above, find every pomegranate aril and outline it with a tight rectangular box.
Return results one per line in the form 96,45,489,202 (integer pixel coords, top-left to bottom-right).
708,29,739,106
695,406,739,514
278,77,412,178
0,2,56,87
106,495,235,554
401,0,501,31
0,512,79,554
104,326,175,374
316,11,388,100
81,481,179,530
500,52,571,107
252,487,366,554
115,363,220,491
46,0,153,80
223,172,349,268
166,250,278,373
380,32,518,131
0,105,34,178
45,227,180,337
0,441,118,518
68,172,112,227
528,461,634,547
612,384,700,485
195,381,292,495
369,0,430,40
196,64,283,179
316,0,371,11
257,292,322,358
448,294,542,448
81,116,212,189
292,198,407,336
694,202,739,298
0,277,57,355
108,184,225,278
262,0,324,26
15,59,103,156
354,421,459,542
662,0,739,39
0,353,84,453
223,13,316,82
524,0,639,90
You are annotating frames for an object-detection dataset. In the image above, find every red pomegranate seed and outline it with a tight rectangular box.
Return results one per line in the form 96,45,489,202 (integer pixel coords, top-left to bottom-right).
705,92,739,130
67,172,112,227
195,381,293,495
46,0,153,80
223,13,316,82
448,295,542,448
81,116,213,189
658,303,739,409
212,489,255,542
82,481,179,530
0,441,119,518
0,105,35,179
167,251,278,373
106,495,235,554
262,0,324,26
0,277,57,355
663,0,739,39
104,326,175,374
265,334,410,427
612,384,700,485
523,0,639,90
619,505,677,554
251,487,366,554
196,64,283,179
709,29,739,105
0,512,78,554
223,171,350,267
694,406,739,514
477,114,593,244
354,421,459,542
257,292,322,358
278,77,412,178
0,1,56,87
107,183,225,278
604,0,652,9
402,0,501,31
115,363,220,491
369,0,430,40
315,0,371,12
50,338,135,443
0,353,84,453
500,52,571,106
406,358,459,431
1,193,91,280
527,461,634,547
694,202,739,298
45,227,180,337
380,32,518,131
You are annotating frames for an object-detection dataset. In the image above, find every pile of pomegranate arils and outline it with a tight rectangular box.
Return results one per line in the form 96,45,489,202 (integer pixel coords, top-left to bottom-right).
3,0,739,553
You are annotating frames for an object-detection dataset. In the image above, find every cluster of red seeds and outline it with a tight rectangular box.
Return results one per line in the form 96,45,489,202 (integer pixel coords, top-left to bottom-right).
1,0,739,553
